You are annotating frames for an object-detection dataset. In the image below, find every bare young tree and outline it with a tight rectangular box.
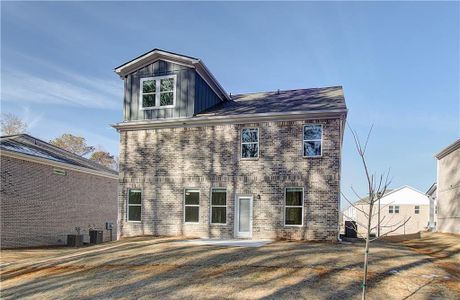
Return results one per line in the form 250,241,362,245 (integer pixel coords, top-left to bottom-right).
0,113,28,135
342,125,411,300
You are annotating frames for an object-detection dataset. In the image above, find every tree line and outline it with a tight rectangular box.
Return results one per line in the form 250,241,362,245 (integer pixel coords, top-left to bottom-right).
1,113,118,170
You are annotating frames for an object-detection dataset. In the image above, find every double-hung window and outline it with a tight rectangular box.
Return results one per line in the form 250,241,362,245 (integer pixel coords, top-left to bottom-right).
241,128,259,159
415,206,420,214
184,189,200,223
211,188,227,224
389,205,394,214
394,205,400,214
127,189,142,222
140,75,176,109
285,188,304,226
303,124,322,157
389,205,400,214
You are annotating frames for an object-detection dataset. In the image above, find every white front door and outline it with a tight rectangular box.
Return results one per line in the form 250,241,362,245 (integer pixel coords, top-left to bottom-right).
235,196,253,238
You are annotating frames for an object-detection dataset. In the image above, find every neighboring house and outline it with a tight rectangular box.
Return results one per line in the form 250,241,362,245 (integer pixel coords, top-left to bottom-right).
426,183,437,231
435,139,460,234
0,134,118,248
343,186,430,236
113,49,347,241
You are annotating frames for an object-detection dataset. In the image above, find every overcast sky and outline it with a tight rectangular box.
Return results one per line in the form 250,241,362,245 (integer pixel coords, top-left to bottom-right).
1,1,459,207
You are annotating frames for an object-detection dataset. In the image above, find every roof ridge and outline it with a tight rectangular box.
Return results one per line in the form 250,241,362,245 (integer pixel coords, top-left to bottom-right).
231,86,343,98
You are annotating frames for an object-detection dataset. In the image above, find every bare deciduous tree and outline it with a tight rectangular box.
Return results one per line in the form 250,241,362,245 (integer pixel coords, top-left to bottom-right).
0,113,28,135
343,125,411,300
50,133,95,157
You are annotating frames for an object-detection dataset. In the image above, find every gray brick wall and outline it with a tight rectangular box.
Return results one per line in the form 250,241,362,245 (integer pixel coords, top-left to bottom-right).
118,118,342,241
0,156,118,248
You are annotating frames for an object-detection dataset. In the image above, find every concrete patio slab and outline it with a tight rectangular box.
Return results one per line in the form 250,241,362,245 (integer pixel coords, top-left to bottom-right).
175,238,273,247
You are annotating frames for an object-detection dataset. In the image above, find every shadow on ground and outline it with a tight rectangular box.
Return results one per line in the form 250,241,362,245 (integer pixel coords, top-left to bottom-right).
1,233,459,299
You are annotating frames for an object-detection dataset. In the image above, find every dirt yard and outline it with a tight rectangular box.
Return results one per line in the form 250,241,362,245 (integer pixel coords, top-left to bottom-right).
1,233,459,299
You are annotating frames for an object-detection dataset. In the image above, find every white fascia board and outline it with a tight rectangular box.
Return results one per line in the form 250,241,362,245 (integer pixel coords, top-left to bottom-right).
112,109,348,131
1,150,118,180
115,51,199,77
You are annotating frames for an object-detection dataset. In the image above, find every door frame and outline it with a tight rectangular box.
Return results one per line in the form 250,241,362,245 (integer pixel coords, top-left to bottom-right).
234,194,253,238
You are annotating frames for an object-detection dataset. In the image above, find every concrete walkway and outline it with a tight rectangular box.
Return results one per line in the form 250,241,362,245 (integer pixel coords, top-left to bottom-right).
176,238,273,247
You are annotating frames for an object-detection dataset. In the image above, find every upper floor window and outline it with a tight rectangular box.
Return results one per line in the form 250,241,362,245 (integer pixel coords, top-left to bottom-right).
241,128,259,159
389,205,400,214
303,124,322,157
140,75,176,109
127,189,142,222
415,206,420,214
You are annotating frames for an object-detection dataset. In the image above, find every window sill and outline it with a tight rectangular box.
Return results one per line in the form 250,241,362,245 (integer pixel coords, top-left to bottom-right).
241,158,260,161
284,224,304,228
210,223,228,226
140,105,175,110
303,154,323,158
127,220,142,223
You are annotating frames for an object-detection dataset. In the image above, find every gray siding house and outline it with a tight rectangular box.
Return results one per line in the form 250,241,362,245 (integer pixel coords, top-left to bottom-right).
0,134,118,248
113,49,347,241
434,140,460,234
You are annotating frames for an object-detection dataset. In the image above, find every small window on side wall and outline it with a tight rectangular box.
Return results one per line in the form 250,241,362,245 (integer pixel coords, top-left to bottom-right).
394,205,400,214
285,188,304,226
415,206,420,214
127,189,142,222
303,124,322,157
211,188,227,224
184,189,200,223
140,75,176,109
241,128,259,159
389,205,394,214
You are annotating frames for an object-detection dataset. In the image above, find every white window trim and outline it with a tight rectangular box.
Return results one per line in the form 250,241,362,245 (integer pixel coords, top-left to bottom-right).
139,74,177,110
210,188,227,225
415,205,420,214
394,205,400,214
284,187,304,227
127,189,142,223
184,188,200,224
241,127,259,160
303,124,323,158
389,205,394,214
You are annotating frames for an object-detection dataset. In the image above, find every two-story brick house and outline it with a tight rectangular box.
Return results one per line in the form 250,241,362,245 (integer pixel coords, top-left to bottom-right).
113,49,347,241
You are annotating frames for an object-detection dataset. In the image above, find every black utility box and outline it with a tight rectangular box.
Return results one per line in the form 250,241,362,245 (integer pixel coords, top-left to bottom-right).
67,234,83,247
344,221,358,238
89,230,103,244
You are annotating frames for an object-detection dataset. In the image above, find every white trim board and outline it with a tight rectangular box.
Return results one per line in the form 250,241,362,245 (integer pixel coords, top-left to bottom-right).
113,110,348,131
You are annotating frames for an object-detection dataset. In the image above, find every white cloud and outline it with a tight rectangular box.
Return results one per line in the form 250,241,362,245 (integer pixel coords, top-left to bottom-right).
2,69,122,110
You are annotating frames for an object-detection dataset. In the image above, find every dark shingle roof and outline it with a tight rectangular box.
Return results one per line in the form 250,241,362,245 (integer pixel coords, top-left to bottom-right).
196,86,346,117
0,134,117,175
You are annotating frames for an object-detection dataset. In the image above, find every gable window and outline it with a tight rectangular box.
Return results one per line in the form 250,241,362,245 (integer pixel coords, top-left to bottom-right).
394,205,400,214
303,124,322,157
140,75,176,109
184,189,200,223
415,206,420,214
285,188,304,226
211,188,227,224
389,205,394,214
241,128,259,159
127,189,142,222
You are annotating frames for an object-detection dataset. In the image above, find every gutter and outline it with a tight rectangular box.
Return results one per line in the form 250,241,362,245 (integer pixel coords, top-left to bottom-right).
112,109,348,131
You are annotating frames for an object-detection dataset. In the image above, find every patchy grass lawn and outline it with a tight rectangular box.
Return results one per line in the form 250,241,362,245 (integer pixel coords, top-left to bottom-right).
1,233,458,299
